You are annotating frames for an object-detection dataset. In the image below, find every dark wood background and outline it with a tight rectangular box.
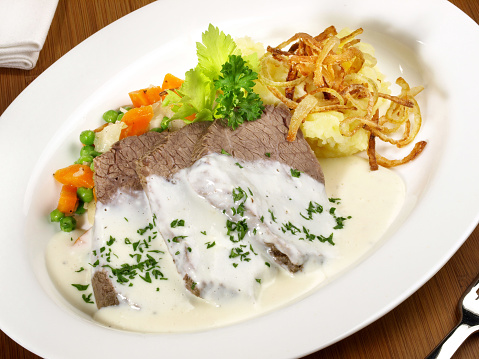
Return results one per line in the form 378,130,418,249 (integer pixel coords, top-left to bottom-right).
1,0,478,358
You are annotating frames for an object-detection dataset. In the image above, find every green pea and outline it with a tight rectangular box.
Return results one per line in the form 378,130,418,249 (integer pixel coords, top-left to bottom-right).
60,216,76,232
79,130,95,146
77,187,94,203
121,106,132,112
75,201,86,215
80,145,100,158
50,209,65,222
76,155,94,165
103,110,119,123
90,162,95,172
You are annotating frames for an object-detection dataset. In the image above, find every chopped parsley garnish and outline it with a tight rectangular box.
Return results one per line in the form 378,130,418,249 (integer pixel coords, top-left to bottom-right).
82,293,94,304
71,284,89,291
205,241,216,249
137,222,154,235
221,149,232,156
265,152,271,157
255,279,261,284
106,236,116,246
232,186,247,202
235,162,244,169
226,219,248,243
170,219,185,228
201,231,207,235
229,246,251,262
231,202,246,216
132,241,141,251
268,209,277,223
281,221,301,235
130,253,142,263
102,252,165,284
334,216,352,229
75,267,85,273
98,230,168,285
171,235,187,243
290,168,301,178
317,233,335,245
300,201,324,220
139,272,152,283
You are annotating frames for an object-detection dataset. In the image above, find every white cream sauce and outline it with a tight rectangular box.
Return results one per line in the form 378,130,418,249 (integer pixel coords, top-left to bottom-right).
143,154,339,303
46,155,405,333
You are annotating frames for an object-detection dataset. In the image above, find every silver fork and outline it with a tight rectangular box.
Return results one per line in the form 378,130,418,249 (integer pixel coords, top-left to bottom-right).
425,272,479,358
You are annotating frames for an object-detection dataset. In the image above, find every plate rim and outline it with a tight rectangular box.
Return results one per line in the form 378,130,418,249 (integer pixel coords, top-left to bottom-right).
1,0,479,358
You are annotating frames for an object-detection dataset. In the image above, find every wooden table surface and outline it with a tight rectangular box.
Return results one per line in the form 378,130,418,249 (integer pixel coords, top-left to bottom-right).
1,0,478,358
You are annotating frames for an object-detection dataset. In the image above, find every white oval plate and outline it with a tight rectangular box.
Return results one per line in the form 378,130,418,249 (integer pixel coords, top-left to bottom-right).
1,0,479,358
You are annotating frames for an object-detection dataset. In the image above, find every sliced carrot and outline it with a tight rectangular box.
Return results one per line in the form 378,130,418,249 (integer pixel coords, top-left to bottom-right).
128,74,183,106
129,89,150,108
120,105,154,139
145,86,163,104
57,185,79,215
162,73,184,90
54,164,95,188
185,113,196,122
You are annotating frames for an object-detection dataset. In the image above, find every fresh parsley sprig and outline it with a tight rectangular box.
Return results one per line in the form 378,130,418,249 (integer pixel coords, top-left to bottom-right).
214,55,264,130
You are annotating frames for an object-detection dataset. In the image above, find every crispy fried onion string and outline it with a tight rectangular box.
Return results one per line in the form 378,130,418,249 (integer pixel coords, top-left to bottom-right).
259,26,426,170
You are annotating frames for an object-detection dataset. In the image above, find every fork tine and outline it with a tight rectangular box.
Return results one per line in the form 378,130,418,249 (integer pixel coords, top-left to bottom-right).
426,272,479,358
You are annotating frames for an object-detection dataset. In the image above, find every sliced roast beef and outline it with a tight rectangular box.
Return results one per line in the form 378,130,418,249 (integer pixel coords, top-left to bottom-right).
193,104,324,184
136,122,211,183
91,131,168,309
94,131,169,204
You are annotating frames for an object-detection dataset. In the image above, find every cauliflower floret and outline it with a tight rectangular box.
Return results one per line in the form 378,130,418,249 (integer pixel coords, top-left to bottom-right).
93,122,126,153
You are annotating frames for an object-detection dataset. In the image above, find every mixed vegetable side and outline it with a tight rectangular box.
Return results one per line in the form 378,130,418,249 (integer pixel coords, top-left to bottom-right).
50,25,264,233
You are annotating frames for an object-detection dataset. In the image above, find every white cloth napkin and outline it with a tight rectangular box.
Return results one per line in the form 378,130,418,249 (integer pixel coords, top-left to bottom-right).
0,0,59,70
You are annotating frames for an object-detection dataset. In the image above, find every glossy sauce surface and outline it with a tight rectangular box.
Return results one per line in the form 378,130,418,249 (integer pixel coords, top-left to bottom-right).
46,155,405,332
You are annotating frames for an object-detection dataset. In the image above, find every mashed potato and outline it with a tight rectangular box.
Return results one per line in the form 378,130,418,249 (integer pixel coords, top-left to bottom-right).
302,112,369,157
300,29,391,157
238,29,392,158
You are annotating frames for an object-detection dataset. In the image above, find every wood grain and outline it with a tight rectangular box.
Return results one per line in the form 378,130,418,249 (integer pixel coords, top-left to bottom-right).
1,0,478,358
